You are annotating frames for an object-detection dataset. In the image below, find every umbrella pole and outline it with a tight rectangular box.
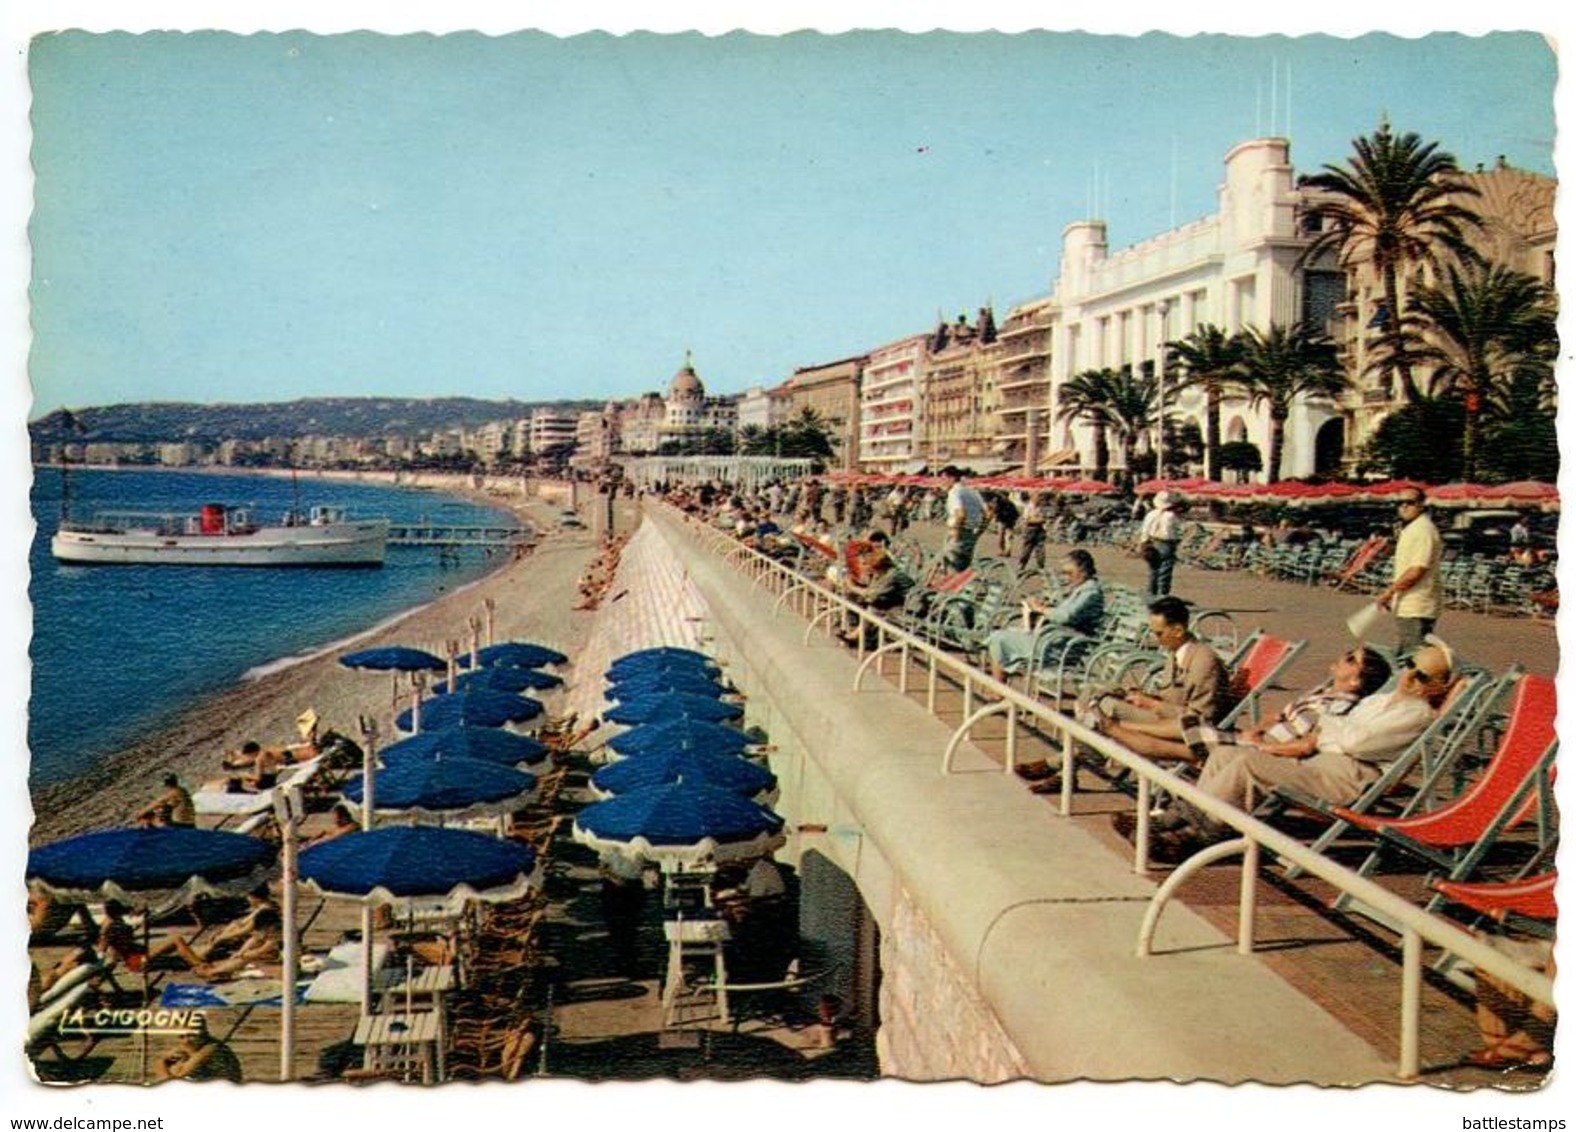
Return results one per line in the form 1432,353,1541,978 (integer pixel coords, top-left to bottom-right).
140,917,150,1082
276,788,301,1082
360,725,379,1019
446,642,458,696
483,599,495,647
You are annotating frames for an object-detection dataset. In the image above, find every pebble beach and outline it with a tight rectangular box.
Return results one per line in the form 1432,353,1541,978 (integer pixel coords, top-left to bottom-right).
28,475,608,844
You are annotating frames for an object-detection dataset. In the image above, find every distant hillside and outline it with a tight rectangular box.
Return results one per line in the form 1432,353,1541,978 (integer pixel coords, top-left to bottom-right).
27,397,605,444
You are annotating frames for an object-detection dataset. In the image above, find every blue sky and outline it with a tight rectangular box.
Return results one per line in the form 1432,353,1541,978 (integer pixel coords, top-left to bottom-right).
23,28,1556,416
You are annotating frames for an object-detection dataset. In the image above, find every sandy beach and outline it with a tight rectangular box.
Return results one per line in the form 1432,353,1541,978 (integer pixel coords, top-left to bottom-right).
28,474,611,843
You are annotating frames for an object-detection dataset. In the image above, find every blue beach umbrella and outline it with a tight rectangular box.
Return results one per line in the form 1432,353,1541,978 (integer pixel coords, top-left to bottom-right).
27,827,277,907
339,646,447,672
604,672,732,702
606,718,755,759
341,758,538,821
459,641,568,670
378,726,550,768
396,688,543,733
590,748,775,799
603,692,744,726
434,667,563,695
299,826,539,906
607,652,722,682
572,782,785,867
610,646,714,668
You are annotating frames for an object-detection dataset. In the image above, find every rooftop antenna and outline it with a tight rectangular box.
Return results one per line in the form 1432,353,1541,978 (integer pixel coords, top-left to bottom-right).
1284,59,1292,143
1270,58,1278,138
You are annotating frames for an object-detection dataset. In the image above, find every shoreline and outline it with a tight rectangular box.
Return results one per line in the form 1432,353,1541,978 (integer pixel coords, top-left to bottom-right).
28,476,596,844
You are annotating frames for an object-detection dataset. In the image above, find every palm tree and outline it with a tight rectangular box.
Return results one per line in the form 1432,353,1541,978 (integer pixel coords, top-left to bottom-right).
1297,121,1483,404
1396,263,1557,480
1234,323,1349,483
1100,368,1160,481
1055,368,1119,480
1166,323,1244,481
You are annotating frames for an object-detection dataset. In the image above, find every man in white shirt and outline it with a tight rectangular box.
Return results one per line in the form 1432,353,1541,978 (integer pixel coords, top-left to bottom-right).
940,466,986,572
1123,641,1453,863
1376,489,1442,655
1139,491,1182,596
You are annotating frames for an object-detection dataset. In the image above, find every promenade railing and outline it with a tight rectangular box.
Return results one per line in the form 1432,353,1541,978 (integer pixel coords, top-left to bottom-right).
657,503,1555,1082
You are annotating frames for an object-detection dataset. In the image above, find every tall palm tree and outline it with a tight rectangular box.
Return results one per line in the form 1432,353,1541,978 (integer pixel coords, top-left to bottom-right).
1234,323,1349,483
1100,368,1160,480
1297,121,1483,404
1398,263,1557,480
1055,368,1119,480
1166,323,1244,481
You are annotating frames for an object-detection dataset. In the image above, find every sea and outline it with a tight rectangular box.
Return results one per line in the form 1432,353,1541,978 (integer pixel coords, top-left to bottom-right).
27,467,522,790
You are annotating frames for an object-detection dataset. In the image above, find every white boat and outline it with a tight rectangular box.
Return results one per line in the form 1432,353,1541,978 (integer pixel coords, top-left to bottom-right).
51,503,389,567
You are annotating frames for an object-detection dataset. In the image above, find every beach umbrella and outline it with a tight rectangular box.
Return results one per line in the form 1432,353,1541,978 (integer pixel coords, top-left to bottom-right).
27,827,276,907
299,826,539,906
590,748,775,799
605,656,725,685
378,726,551,768
340,758,538,822
458,641,567,670
433,666,563,695
339,646,447,672
299,826,540,1026
607,647,716,674
572,782,785,867
604,672,732,702
605,718,755,760
602,692,745,726
395,688,543,733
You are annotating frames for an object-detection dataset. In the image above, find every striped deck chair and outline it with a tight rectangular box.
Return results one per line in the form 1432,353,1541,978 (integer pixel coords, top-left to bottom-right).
1331,673,1558,914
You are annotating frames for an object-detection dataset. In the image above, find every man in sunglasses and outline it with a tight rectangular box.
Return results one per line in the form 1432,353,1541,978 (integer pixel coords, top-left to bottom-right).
1116,641,1454,863
1105,645,1393,765
1376,490,1442,655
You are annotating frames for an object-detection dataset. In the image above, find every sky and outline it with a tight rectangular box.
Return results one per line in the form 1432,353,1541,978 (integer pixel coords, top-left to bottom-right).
3,3,1571,1132
20,24,1557,417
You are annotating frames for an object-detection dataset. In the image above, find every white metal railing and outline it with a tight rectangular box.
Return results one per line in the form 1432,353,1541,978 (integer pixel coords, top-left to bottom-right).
656,502,1556,1082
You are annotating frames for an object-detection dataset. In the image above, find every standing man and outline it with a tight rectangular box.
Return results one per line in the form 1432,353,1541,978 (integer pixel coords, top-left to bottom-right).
1377,488,1442,655
940,466,986,572
1139,491,1181,596
1015,492,1049,572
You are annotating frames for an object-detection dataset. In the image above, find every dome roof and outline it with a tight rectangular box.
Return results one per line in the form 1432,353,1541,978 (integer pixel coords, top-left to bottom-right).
668,355,705,400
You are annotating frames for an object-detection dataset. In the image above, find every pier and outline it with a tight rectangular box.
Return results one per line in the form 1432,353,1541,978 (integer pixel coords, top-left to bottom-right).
386,523,535,549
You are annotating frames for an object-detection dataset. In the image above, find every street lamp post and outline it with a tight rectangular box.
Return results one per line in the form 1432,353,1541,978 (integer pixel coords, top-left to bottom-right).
1155,298,1172,480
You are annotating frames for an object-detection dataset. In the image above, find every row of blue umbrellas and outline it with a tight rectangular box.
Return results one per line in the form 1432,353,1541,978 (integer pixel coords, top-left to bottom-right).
573,647,784,868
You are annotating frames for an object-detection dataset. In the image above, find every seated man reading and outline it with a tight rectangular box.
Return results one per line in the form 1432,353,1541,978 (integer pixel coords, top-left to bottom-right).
1080,596,1233,730
1115,641,1453,863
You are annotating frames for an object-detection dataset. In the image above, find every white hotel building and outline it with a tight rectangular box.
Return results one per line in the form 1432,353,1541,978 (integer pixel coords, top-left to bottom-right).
1042,136,1348,480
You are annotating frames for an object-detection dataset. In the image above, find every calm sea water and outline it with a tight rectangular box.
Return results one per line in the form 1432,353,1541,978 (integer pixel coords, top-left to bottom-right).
28,467,520,789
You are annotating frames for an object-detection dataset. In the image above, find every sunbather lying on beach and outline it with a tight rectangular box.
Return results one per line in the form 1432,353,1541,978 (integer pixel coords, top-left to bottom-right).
39,900,147,993
28,891,96,943
303,804,358,846
148,888,281,981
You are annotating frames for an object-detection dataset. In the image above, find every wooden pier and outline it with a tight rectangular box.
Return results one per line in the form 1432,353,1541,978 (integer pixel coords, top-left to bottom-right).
386,524,535,549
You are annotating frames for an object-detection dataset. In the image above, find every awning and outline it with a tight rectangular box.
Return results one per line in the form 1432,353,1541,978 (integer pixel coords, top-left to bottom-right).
1042,448,1080,467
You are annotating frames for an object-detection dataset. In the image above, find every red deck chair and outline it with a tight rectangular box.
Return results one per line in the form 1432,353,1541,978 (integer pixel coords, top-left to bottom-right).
1332,673,1558,912
1430,872,1558,924
1328,535,1391,591
1215,633,1307,730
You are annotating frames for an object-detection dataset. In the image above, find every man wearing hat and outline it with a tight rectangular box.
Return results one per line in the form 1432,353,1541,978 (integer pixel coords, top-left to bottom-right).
1139,491,1181,596
940,466,986,572
1376,488,1442,655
